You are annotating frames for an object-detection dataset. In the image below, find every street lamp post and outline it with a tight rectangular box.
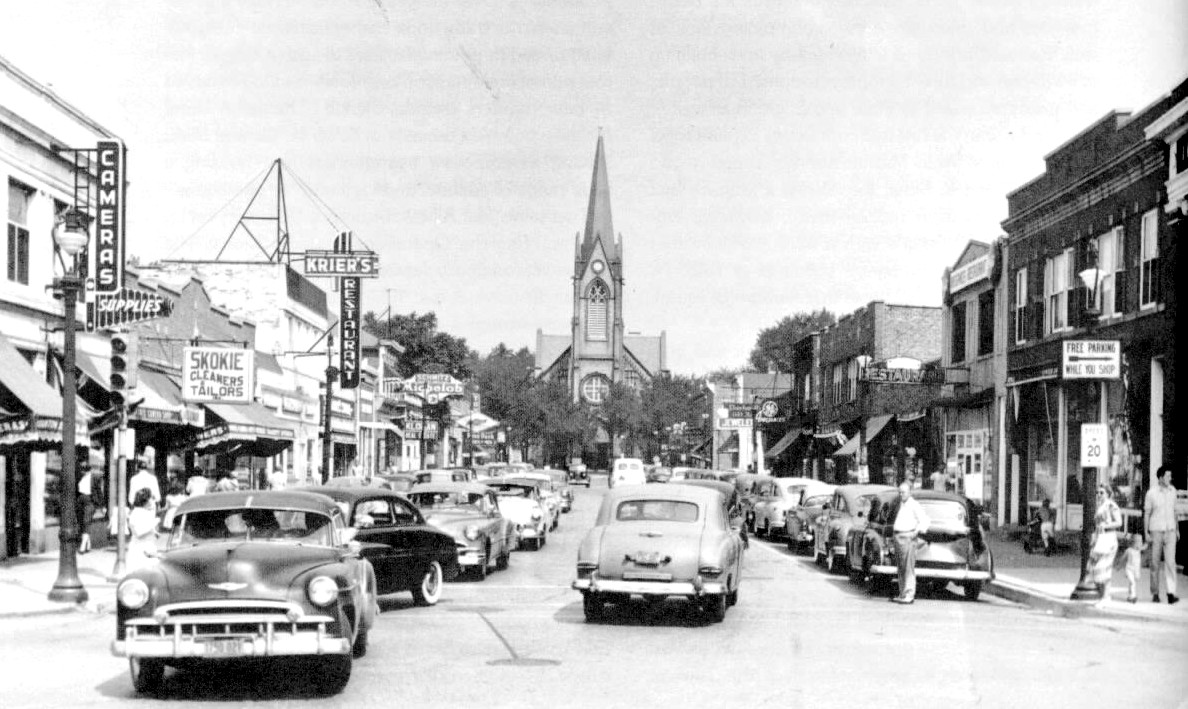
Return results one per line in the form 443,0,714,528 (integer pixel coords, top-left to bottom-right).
48,208,91,604
1070,263,1107,602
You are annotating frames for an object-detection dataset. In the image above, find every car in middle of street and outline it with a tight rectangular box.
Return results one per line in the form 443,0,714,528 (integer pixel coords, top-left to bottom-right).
406,482,517,580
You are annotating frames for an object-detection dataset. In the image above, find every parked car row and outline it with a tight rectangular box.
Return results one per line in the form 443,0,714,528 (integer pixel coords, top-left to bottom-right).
112,469,578,695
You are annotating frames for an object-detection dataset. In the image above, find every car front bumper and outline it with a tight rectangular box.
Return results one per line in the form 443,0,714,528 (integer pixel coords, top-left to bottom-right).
112,602,350,659
870,564,992,581
572,577,726,597
456,546,487,568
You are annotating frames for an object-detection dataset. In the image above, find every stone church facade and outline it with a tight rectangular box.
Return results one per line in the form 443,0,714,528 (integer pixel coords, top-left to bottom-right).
535,137,668,461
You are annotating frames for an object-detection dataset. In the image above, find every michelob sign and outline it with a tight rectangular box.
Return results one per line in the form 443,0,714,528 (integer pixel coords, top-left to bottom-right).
94,141,126,292
182,347,255,403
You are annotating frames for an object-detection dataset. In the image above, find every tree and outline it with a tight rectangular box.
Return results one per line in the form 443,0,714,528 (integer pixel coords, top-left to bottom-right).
362,311,474,379
747,309,836,372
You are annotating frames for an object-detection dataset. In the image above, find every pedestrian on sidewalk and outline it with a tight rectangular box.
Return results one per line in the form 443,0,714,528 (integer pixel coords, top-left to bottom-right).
1035,498,1056,556
1123,533,1146,604
77,462,94,554
1144,465,1180,605
186,469,210,497
127,488,158,574
1088,484,1123,602
891,481,930,604
129,459,161,510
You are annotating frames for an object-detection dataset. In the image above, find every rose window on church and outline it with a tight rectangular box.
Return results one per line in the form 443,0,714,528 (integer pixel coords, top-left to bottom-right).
580,374,611,404
586,281,608,341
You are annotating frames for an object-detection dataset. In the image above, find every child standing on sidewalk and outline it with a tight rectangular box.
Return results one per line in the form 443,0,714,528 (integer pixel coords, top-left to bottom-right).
1124,533,1146,604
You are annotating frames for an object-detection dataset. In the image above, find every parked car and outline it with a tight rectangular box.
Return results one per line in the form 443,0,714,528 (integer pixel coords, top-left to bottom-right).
669,478,748,537
413,469,475,485
375,472,417,493
669,466,695,481
572,484,746,623
845,489,995,600
813,483,896,573
751,477,822,539
785,484,836,552
609,457,647,488
323,476,394,490
484,480,550,549
406,482,517,580
539,468,575,511
646,466,673,484
112,491,377,695
303,486,460,602
733,473,770,533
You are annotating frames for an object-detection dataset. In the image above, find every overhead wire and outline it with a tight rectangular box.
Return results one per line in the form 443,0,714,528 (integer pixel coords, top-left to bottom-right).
164,163,271,258
284,162,374,253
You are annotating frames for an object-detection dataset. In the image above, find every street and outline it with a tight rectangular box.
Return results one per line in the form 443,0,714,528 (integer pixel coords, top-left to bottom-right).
2,482,1186,709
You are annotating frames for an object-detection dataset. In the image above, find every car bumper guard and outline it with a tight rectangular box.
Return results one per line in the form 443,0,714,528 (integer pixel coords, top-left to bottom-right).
572,577,726,598
869,565,993,581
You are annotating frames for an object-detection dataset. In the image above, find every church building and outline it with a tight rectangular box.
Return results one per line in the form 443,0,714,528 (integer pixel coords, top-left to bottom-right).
535,136,668,460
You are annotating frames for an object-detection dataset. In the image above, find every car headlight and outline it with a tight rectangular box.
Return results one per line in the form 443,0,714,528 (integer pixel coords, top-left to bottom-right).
464,524,481,541
117,578,150,609
307,576,338,607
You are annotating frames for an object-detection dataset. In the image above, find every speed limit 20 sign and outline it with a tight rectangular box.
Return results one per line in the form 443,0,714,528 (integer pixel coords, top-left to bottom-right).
1080,423,1108,468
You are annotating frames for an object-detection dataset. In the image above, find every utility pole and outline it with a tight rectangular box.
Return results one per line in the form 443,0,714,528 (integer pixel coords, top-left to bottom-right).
322,333,337,483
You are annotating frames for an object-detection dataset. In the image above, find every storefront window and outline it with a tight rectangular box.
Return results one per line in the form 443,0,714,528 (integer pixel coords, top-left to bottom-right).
1026,384,1060,506
45,450,62,527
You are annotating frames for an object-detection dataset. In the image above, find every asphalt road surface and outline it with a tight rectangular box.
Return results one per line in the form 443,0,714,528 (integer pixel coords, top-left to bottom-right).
3,482,1186,709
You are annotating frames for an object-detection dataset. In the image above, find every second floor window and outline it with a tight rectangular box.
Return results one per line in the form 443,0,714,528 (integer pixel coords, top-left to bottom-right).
1044,248,1072,334
951,301,967,363
7,180,32,285
1014,267,1028,344
1093,227,1124,318
977,290,995,356
1140,209,1160,308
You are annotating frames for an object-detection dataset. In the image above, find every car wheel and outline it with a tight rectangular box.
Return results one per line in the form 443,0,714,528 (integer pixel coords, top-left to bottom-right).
582,592,604,622
848,562,863,584
412,560,444,606
761,519,771,539
726,582,739,607
129,658,165,695
827,547,844,575
496,543,511,570
963,581,983,602
317,655,352,695
814,543,825,566
703,593,727,623
474,548,490,580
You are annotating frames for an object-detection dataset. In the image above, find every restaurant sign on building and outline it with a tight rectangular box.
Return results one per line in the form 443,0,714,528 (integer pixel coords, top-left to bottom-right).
181,347,255,403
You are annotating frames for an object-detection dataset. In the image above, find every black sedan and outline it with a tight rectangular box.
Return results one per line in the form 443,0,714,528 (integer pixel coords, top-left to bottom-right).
301,486,461,606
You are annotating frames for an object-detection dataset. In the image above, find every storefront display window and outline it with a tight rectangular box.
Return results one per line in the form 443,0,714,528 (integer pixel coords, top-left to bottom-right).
1025,383,1060,506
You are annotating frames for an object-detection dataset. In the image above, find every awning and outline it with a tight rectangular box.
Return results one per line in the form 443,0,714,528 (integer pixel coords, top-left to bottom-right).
194,401,295,457
359,421,403,436
0,334,92,450
765,429,804,459
89,369,204,434
717,431,739,454
866,414,895,442
692,436,713,455
328,431,356,446
833,434,859,457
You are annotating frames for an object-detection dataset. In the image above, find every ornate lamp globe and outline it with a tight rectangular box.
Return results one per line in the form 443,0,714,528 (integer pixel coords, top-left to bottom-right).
54,207,91,258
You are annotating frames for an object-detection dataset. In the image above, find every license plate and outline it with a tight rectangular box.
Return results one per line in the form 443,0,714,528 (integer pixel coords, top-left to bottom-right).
634,551,662,566
202,638,246,657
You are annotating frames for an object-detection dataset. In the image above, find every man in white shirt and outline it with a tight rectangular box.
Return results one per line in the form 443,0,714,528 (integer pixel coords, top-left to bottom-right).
891,481,931,604
1144,465,1180,605
186,471,210,497
129,460,161,510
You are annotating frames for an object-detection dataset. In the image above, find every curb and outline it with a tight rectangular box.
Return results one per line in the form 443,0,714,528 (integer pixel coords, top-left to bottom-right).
985,576,1186,624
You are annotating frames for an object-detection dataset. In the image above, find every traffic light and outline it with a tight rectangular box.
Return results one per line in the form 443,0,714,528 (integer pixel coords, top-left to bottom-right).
109,331,139,407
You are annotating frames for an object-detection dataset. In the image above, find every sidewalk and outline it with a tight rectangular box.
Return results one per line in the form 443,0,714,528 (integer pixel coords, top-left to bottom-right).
984,528,1188,623
0,546,119,618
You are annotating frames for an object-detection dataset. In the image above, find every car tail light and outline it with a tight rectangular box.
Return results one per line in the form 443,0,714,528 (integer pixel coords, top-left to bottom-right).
307,576,338,606
117,578,149,609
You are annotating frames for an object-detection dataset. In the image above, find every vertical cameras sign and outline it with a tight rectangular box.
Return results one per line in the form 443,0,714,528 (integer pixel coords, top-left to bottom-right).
181,347,255,403
340,277,360,388
94,141,125,293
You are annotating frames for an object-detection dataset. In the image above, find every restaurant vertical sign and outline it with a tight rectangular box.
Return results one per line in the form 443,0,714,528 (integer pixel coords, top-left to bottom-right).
340,275,360,388
94,141,125,292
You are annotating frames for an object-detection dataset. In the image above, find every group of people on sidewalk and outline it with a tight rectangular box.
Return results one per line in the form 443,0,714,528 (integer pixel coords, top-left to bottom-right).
887,465,1182,607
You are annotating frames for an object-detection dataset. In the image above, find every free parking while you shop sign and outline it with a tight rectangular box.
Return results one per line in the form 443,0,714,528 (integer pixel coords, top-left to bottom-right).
1062,340,1120,380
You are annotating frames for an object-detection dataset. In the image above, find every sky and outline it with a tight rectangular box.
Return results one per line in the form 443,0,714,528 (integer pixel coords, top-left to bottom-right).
2,1,1186,375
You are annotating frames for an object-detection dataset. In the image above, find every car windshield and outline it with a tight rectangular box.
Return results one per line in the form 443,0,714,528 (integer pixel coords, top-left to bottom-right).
920,499,967,526
614,499,699,523
492,486,531,498
172,508,334,547
408,491,484,510
803,494,831,507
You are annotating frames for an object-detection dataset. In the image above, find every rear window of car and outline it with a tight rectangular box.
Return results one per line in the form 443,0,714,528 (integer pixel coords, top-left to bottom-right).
409,492,484,509
615,500,699,523
920,500,967,525
803,494,831,507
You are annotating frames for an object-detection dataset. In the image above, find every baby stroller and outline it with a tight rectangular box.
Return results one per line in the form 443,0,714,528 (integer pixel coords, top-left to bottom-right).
1022,517,1051,555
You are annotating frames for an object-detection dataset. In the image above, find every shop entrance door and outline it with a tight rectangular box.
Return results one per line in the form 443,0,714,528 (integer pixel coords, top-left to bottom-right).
4,454,31,557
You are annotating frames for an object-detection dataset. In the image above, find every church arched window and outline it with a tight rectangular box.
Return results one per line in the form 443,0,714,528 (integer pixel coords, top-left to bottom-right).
586,280,608,341
580,374,611,404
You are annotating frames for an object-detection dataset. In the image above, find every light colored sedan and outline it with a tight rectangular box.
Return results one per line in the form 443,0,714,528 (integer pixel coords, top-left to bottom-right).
751,477,830,539
407,482,517,580
572,485,746,623
485,480,551,550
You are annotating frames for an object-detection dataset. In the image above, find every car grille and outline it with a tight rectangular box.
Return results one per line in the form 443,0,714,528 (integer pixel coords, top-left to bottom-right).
124,600,335,641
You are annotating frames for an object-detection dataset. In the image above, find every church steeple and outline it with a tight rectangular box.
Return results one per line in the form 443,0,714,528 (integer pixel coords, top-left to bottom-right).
582,135,614,256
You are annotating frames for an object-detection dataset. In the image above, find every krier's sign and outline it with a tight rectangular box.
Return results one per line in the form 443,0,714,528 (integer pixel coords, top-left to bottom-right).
94,141,126,292
303,251,379,278
182,347,255,403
